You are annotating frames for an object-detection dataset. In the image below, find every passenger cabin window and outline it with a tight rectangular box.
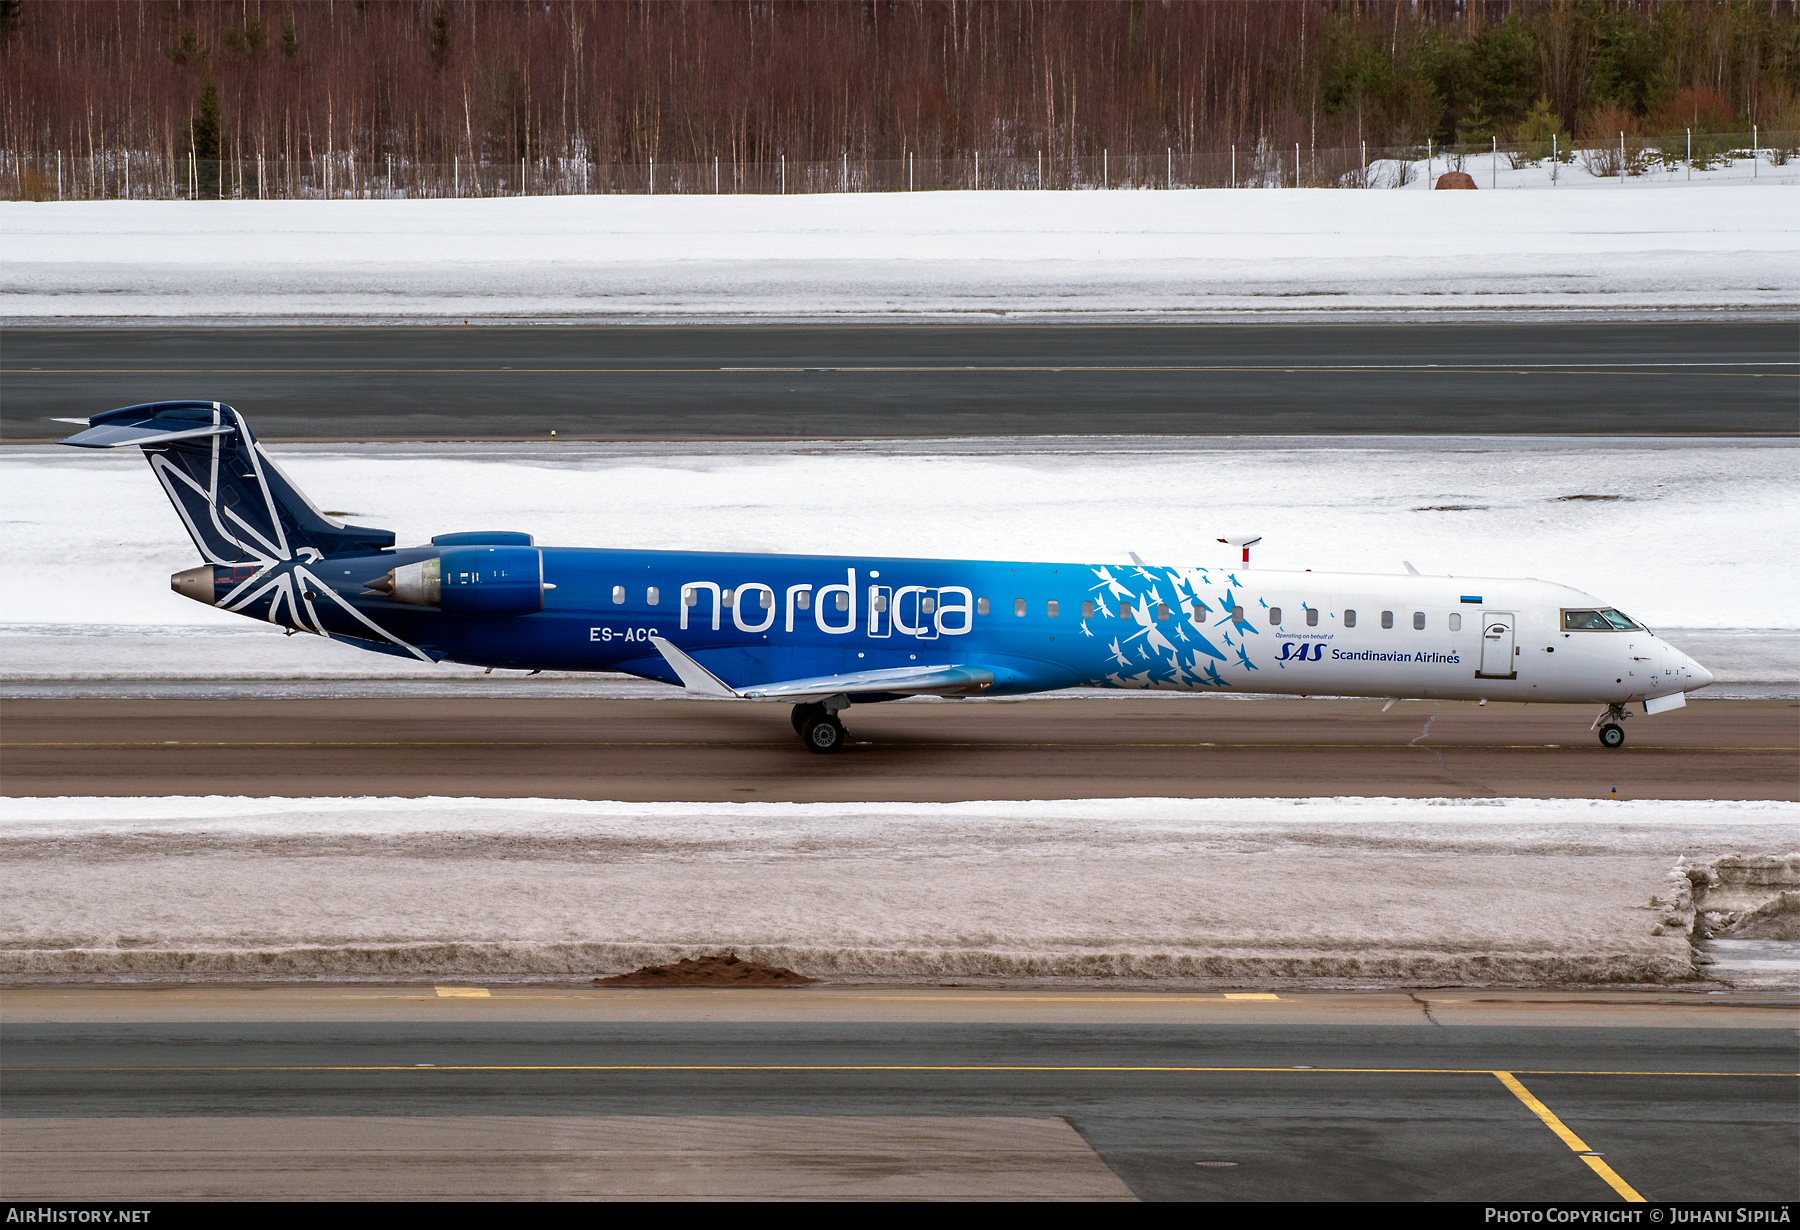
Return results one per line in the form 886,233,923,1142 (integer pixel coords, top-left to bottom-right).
1119,600,1134,618
873,591,889,612
612,585,625,605
1448,613,1461,632
1306,608,1319,627
797,591,811,610
759,589,774,609
1156,603,1170,621
1047,600,1059,618
646,586,660,605
1344,609,1357,628
837,591,851,612
1231,605,1244,623
920,596,934,614
1015,599,1027,617
1381,610,1394,629
977,597,989,615
1082,601,1095,619
1413,611,1426,630
1191,602,1205,620
722,589,735,605
1269,607,1282,625
683,588,697,607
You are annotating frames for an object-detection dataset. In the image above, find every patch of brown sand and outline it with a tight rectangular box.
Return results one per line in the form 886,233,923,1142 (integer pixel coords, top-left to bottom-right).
594,954,818,988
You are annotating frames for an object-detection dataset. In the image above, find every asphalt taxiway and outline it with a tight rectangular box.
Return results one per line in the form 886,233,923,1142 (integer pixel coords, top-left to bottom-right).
5,321,1795,440
4,697,1793,801
2,987,1794,1201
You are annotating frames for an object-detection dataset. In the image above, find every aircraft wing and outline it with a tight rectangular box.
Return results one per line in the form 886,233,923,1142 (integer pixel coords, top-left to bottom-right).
650,636,993,701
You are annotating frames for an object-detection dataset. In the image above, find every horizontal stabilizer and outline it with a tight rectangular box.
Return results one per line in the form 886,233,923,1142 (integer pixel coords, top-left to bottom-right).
649,636,993,702
59,420,233,449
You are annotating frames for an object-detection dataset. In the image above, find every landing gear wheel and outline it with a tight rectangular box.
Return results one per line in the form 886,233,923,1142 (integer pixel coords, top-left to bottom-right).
791,703,824,734
1598,723,1625,748
801,715,847,754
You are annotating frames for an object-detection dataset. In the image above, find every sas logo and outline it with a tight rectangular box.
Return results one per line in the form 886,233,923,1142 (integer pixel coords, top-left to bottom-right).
1275,641,1327,662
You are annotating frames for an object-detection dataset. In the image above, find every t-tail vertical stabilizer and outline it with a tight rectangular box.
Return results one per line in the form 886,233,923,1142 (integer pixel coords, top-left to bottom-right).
58,402,394,563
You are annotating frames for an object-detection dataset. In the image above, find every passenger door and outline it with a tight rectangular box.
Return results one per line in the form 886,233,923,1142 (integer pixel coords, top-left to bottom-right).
1477,612,1516,679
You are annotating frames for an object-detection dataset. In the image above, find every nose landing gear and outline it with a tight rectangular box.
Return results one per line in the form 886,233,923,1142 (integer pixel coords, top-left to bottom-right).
791,695,851,754
1592,702,1630,748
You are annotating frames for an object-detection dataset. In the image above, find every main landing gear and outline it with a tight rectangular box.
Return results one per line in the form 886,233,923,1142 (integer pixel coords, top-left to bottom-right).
791,696,850,754
1592,702,1630,748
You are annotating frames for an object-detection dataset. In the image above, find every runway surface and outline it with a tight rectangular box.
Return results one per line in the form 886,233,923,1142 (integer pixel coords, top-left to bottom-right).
5,698,1793,801
3,988,1794,1201
6,322,1796,441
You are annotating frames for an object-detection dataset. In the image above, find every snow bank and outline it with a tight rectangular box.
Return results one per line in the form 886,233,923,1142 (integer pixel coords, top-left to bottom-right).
4,186,1794,319
2,795,1789,986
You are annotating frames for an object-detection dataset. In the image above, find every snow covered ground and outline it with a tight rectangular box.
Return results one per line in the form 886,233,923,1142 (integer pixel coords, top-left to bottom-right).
3,184,1794,320
2,794,1790,986
2,436,1793,691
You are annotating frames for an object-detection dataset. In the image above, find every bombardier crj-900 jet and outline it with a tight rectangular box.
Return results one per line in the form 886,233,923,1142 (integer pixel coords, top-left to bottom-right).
63,402,1715,753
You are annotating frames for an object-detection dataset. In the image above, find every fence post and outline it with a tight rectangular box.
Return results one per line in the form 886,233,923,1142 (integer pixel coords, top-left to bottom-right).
649,155,654,195
843,150,848,192
909,150,913,192
1619,132,1625,186
58,150,63,200
1167,146,1172,189
1753,125,1758,178
1038,149,1042,189
974,149,979,190
716,155,720,194
1426,136,1431,186
1231,145,1235,189
455,155,460,196
781,155,785,194
1491,136,1496,188
1551,134,1557,185
1103,148,1108,188
1296,142,1301,187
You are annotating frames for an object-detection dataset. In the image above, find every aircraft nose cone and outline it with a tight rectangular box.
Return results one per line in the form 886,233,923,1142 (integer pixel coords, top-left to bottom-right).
1685,656,1714,690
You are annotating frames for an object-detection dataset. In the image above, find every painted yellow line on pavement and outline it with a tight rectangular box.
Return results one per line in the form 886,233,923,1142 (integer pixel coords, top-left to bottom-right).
433,986,490,998
1494,1071,1645,1203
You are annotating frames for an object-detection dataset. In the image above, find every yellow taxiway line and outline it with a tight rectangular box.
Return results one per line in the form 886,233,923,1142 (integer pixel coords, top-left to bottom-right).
1495,1070,1645,1202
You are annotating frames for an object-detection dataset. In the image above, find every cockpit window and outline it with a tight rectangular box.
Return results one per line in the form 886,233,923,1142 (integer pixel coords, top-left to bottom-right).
1564,608,1640,631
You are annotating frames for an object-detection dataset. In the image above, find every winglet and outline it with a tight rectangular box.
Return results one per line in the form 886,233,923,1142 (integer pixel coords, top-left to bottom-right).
648,636,740,698
1402,561,1421,576
1128,551,1148,566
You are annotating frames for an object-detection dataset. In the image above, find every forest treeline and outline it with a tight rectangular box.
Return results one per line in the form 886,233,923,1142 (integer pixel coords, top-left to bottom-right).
4,0,1797,173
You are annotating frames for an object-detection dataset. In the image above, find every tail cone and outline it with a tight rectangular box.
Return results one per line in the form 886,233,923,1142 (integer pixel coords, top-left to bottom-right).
364,572,395,594
171,565,217,606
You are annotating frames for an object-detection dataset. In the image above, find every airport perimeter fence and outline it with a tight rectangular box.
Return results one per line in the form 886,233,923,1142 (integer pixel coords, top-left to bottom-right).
4,131,1794,201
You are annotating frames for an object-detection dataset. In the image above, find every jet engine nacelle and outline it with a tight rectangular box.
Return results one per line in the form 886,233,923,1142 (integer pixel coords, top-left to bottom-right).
371,545,544,618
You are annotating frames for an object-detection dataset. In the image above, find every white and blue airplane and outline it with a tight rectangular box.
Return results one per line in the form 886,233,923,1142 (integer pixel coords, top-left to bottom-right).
61,402,1714,752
